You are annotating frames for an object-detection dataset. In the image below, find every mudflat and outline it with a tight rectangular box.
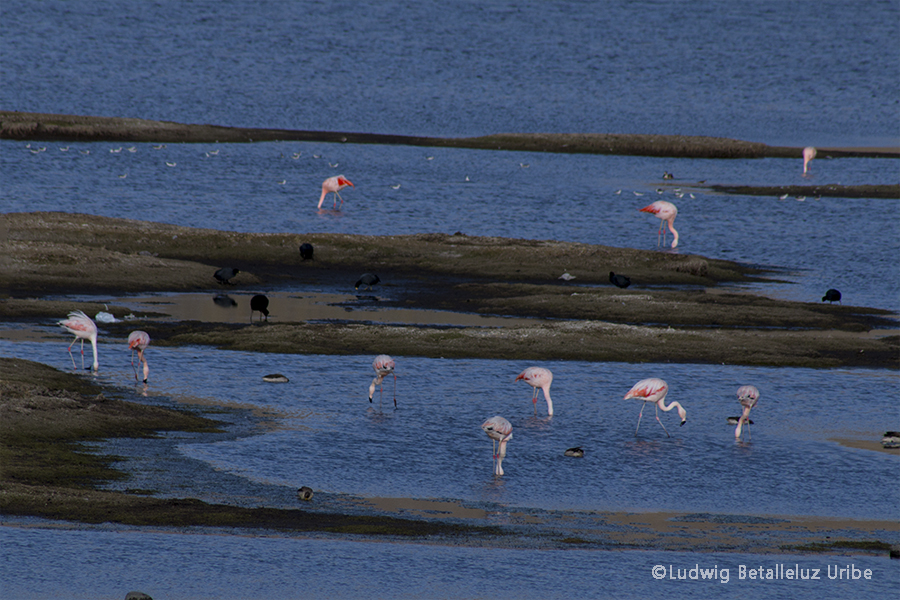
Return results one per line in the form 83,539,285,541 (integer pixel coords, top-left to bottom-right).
1,210,898,554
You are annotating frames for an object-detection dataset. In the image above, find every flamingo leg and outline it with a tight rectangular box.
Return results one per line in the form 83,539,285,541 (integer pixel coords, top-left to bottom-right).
392,374,397,408
66,337,79,370
635,402,647,436
654,404,671,438
532,388,539,415
131,348,139,382
79,338,86,370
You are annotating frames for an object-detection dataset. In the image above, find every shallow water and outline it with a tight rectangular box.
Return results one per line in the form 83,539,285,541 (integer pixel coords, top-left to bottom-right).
1,338,897,522
4,140,900,313
1,521,896,600
2,1,899,597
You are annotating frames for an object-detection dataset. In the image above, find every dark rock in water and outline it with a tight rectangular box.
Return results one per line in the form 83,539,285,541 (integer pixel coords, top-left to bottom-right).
299,242,314,260
822,288,841,304
609,272,631,288
881,431,900,449
355,273,380,290
214,267,240,285
263,374,289,383
564,447,584,458
125,592,153,600
297,486,314,501
891,544,900,559
727,416,754,425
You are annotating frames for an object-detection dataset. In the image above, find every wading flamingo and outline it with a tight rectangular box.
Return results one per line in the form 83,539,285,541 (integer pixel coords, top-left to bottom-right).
640,201,679,248
802,146,816,176
734,385,760,441
368,354,397,408
128,330,151,383
318,175,354,209
515,367,554,416
625,377,687,437
58,310,99,371
481,416,513,476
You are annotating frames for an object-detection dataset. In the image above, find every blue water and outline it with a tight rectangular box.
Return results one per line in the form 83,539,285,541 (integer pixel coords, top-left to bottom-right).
1,523,897,600
2,1,899,598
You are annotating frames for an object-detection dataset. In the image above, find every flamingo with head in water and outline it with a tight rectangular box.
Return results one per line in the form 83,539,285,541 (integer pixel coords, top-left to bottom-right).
58,310,99,371
734,385,759,441
368,354,397,408
481,416,513,476
625,377,686,437
640,200,679,248
318,175,354,209
128,330,151,383
802,146,816,176
515,367,554,416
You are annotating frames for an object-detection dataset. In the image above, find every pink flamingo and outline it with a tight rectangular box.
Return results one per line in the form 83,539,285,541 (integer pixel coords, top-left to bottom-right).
317,175,354,209
58,310,99,371
368,354,397,408
734,385,760,441
802,146,816,176
481,416,513,476
639,200,679,248
624,377,687,437
128,330,151,383
515,367,554,416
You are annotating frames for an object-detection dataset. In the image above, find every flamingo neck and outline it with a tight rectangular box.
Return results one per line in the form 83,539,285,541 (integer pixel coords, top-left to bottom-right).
668,218,679,248
89,337,99,370
544,391,554,417
734,405,752,439
658,398,686,421
317,188,328,209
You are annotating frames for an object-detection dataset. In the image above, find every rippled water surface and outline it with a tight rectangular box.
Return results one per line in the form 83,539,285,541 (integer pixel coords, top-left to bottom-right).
2,0,899,598
2,338,897,522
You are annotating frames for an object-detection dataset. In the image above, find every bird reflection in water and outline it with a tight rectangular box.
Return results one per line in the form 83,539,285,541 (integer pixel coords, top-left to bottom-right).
213,295,238,308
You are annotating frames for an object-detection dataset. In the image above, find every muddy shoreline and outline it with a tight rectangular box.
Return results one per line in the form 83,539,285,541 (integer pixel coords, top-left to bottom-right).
4,110,899,163
2,212,898,553
3,211,898,368
2,358,897,554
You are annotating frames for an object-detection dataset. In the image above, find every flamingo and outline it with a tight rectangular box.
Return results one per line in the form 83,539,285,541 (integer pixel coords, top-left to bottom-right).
368,354,397,408
734,385,760,441
515,367,554,416
128,330,151,383
802,146,816,176
624,377,687,437
481,416,513,476
639,200,679,248
58,310,99,371
318,175,354,209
